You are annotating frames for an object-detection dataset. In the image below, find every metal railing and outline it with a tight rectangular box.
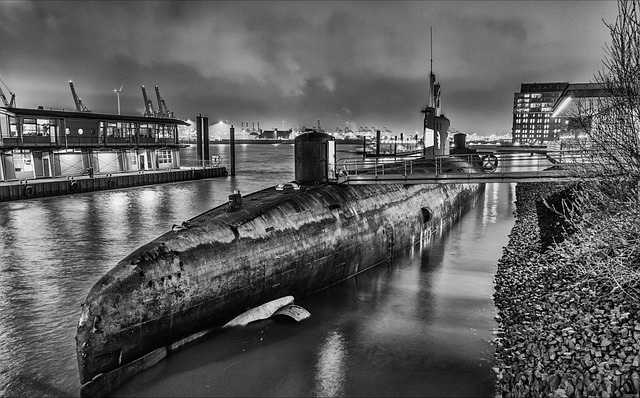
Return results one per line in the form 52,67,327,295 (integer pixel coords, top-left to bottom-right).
180,156,222,169
336,151,607,184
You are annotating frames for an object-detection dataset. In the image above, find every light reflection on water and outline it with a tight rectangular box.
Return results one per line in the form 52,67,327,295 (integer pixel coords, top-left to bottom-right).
0,145,518,397
314,330,347,397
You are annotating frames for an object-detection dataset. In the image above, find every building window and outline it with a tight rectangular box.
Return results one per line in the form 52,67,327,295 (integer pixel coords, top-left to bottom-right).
157,150,172,164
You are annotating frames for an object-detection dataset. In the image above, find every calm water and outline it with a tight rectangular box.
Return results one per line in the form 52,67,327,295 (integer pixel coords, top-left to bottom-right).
0,144,516,397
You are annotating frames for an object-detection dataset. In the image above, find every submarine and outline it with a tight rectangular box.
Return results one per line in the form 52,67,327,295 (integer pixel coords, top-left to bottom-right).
75,60,494,396
75,131,487,397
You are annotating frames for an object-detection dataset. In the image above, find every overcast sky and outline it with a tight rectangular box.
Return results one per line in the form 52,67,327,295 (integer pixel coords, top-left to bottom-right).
0,1,619,136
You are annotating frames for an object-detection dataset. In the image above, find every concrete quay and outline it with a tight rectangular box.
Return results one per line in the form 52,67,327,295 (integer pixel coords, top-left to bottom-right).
494,182,640,397
0,166,228,202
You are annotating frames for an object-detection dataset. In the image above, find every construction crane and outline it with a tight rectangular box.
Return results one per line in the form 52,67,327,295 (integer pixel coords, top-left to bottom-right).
141,85,156,117
69,81,91,112
154,86,174,118
114,77,127,115
0,77,16,108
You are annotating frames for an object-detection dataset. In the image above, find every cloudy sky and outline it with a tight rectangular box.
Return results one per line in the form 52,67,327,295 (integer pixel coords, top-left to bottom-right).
0,1,619,136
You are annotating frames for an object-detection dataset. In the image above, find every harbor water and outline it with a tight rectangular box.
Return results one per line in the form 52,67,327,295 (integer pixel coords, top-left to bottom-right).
0,144,517,397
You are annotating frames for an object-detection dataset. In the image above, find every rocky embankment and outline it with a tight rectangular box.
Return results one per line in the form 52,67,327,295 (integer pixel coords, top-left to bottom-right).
494,182,640,397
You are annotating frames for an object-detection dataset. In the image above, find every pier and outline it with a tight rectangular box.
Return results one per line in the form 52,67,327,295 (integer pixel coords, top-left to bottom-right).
0,166,227,201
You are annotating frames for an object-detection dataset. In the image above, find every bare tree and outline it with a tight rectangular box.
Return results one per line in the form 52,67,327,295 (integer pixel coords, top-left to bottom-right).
553,0,640,300
570,0,640,185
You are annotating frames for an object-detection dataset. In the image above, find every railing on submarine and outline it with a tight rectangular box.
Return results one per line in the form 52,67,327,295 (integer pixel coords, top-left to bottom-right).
335,150,609,184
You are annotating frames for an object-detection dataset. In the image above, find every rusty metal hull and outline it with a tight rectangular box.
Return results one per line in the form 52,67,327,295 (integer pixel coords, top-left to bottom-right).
76,182,483,396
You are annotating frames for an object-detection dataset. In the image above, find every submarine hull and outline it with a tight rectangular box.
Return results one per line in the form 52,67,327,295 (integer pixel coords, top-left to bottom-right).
76,182,483,395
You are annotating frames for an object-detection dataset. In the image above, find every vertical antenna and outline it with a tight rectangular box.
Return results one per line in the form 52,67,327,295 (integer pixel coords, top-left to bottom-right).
430,26,433,78
429,26,434,108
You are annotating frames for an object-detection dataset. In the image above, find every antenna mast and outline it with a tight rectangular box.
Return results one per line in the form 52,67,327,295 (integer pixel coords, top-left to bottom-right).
429,26,434,108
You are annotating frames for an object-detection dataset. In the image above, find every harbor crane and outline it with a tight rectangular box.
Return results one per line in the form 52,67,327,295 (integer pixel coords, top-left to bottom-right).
0,77,16,108
154,86,174,118
141,85,157,117
0,86,16,108
114,77,127,115
69,81,91,112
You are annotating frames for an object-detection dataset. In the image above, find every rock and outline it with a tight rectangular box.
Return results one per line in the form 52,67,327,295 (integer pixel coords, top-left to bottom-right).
632,372,640,393
553,388,568,398
492,183,640,398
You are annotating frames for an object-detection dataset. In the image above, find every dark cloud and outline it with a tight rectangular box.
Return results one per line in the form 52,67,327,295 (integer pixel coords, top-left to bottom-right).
481,18,528,43
0,1,619,135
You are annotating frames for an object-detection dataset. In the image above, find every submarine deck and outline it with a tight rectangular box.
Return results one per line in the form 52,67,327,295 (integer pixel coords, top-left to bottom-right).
183,184,309,228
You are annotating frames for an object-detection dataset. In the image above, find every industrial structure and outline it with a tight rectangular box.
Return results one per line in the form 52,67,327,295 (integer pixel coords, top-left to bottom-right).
511,82,606,145
0,81,188,182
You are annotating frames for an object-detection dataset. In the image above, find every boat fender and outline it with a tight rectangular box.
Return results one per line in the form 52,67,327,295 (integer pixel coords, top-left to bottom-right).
70,181,79,192
107,179,116,189
23,185,34,197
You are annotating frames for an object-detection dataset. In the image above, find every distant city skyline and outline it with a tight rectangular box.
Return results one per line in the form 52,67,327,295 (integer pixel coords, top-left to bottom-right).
0,1,618,136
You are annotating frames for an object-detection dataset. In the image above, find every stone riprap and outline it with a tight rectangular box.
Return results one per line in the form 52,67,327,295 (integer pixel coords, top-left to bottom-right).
494,182,640,398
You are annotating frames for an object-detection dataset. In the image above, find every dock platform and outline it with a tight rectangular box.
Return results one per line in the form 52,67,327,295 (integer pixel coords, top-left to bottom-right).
0,167,228,202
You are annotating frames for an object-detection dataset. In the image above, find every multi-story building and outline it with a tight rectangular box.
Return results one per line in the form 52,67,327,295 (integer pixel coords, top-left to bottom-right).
512,82,567,145
512,82,606,145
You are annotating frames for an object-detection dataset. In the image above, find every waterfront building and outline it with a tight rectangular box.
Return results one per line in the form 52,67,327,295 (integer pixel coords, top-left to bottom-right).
0,107,188,181
512,82,605,145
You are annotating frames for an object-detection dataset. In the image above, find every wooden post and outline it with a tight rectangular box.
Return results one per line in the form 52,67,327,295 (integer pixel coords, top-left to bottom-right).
230,125,236,176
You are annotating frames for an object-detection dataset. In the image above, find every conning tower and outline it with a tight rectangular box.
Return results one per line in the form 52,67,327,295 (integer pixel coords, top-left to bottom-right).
421,27,450,158
294,132,336,185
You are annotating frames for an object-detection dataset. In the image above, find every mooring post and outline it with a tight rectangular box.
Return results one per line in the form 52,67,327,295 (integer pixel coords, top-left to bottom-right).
202,116,210,168
196,114,204,164
230,125,236,176
394,135,397,157
376,129,381,157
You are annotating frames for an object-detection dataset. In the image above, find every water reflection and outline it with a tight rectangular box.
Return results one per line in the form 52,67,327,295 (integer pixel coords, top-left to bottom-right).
314,330,348,397
1,145,515,397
